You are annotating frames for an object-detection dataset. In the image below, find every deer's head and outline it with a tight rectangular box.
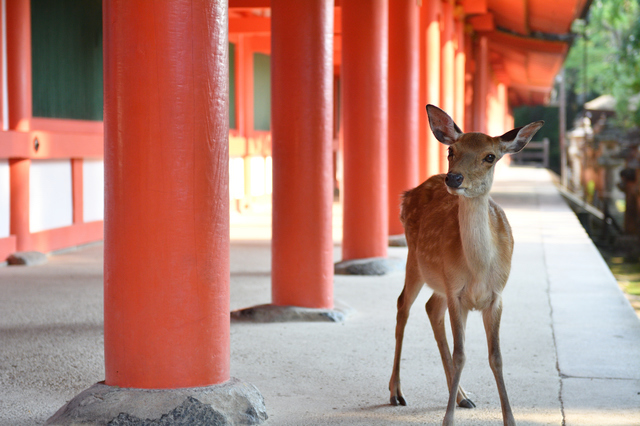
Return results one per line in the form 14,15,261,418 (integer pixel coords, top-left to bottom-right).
426,104,544,198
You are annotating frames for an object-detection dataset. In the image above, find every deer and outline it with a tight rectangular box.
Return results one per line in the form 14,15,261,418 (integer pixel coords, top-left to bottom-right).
388,104,543,426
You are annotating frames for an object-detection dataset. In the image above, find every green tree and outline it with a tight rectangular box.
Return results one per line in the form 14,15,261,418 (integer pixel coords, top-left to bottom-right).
564,0,640,127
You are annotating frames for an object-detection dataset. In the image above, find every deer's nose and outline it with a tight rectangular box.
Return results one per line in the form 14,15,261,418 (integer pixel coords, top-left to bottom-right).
445,173,464,188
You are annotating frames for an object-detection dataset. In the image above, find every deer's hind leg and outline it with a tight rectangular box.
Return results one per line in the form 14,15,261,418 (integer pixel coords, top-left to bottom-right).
389,253,423,406
426,292,475,409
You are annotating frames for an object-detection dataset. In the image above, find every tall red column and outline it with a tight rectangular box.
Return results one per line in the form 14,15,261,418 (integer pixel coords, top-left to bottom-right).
464,32,475,132
7,0,32,252
71,159,84,224
424,0,441,178
342,0,389,261
271,0,334,309
9,159,29,251
474,35,489,133
103,0,230,389
439,0,455,173
388,0,419,236
6,0,31,131
454,15,466,130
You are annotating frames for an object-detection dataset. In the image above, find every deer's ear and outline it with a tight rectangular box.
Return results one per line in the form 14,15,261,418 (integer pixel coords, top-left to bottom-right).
426,104,463,146
499,121,544,154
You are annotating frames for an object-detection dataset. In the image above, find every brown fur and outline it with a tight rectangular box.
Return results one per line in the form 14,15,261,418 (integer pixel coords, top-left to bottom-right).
400,173,513,311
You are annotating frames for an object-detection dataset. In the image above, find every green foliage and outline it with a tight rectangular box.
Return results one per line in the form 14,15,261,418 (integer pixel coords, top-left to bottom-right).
565,0,640,128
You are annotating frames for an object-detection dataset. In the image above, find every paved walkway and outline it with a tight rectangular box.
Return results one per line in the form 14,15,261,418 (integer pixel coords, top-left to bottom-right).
1,167,639,425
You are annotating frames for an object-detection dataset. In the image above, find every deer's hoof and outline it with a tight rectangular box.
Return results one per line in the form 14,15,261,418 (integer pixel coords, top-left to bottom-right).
390,395,407,406
458,398,476,409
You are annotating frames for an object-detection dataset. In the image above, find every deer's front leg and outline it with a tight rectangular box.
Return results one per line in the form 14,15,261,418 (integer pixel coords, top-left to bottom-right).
389,254,423,406
442,295,469,426
483,297,516,426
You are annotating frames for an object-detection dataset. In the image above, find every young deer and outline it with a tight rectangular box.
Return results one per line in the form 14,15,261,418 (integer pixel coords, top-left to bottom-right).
388,105,543,426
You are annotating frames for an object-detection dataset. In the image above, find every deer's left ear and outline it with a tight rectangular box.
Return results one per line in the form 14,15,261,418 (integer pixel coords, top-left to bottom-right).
498,121,544,154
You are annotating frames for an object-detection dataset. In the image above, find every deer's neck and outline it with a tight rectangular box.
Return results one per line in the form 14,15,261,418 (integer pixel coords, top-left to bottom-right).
458,194,495,273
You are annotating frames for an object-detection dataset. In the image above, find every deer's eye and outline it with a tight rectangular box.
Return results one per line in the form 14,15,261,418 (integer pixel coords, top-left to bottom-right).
484,154,496,164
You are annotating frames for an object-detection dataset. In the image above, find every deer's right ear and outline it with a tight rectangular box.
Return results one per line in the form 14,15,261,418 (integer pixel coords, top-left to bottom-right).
426,104,462,146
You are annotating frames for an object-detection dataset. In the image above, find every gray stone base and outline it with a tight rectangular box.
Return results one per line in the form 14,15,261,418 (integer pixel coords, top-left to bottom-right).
334,257,405,275
45,378,267,426
388,234,407,247
7,251,47,266
231,300,354,323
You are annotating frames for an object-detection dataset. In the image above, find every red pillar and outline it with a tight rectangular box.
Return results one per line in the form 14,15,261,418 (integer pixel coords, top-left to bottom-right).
418,5,427,182
271,0,334,309
103,0,230,389
464,32,475,132
342,0,389,261
454,14,466,130
6,0,31,131
9,159,29,251
7,0,32,252
474,35,489,133
388,0,419,236
71,159,83,224
424,0,441,178
439,0,455,174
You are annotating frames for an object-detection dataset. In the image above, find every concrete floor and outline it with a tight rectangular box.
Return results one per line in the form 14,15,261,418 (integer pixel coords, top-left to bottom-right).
1,166,639,425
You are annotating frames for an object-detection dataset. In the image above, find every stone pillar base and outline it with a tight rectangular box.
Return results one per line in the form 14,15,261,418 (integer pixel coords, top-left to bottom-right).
45,378,267,425
334,257,405,275
231,300,354,323
388,234,407,247
7,251,47,266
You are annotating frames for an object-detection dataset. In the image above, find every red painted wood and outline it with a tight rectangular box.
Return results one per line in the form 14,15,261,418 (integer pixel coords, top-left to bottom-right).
424,0,441,178
388,0,419,236
28,221,102,253
6,0,32,131
341,0,389,261
71,159,83,224
9,158,29,251
0,1,4,130
474,35,489,133
271,0,334,309
440,0,455,174
464,32,475,132
0,236,17,261
29,118,103,133
418,3,427,182
0,130,102,159
454,17,466,131
103,0,230,389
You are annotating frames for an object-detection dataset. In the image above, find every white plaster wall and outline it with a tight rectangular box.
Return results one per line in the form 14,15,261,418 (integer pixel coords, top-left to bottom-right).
249,156,265,197
83,159,104,222
0,160,9,238
265,156,272,195
30,160,73,233
229,157,245,200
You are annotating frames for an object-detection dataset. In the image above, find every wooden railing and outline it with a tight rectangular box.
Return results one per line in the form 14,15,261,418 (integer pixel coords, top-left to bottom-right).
511,137,549,168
